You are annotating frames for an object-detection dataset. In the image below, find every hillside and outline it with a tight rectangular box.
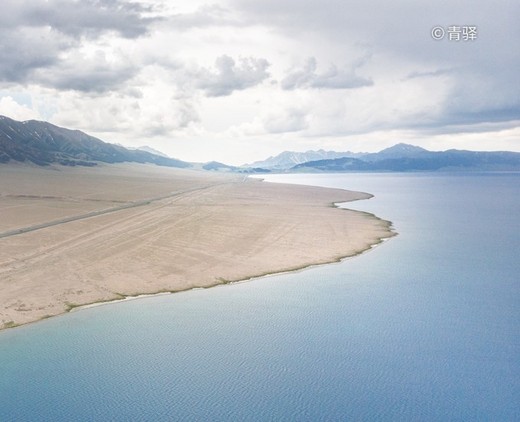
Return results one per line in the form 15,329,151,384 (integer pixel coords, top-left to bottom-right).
291,144,520,172
0,116,190,168
247,149,365,170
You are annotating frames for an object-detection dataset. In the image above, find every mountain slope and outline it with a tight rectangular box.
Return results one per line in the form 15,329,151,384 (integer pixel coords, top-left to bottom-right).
247,149,365,170
134,146,170,158
362,143,430,161
0,115,190,168
291,147,520,172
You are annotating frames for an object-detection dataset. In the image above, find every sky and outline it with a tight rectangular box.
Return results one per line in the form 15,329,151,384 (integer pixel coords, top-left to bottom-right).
0,0,518,165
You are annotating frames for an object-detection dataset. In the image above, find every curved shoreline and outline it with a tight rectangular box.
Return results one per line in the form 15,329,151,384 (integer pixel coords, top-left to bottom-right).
0,165,396,332
2,203,396,332
66,205,396,315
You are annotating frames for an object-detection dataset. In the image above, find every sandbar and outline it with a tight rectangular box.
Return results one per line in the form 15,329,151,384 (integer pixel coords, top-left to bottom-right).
0,163,395,329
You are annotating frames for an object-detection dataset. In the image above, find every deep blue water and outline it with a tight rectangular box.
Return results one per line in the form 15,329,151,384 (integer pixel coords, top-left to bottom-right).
1,173,519,421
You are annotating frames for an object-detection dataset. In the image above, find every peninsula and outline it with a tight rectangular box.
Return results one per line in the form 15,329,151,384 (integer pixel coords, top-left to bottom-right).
0,163,394,329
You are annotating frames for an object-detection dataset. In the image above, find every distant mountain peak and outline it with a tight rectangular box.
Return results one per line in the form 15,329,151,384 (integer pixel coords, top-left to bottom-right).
246,149,366,170
380,143,428,153
289,144,520,172
360,143,429,162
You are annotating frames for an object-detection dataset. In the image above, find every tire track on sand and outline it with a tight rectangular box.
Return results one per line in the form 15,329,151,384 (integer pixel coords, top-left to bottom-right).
0,183,227,240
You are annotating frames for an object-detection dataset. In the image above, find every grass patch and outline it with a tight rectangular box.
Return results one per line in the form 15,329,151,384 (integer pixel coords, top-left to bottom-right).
217,277,231,284
64,301,80,311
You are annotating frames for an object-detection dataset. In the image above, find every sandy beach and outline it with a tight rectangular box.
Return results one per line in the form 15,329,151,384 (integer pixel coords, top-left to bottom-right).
0,163,395,329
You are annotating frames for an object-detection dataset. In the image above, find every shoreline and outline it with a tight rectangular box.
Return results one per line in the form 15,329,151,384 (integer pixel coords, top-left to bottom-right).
68,210,395,315
2,204,396,332
0,164,396,331
3,225,395,332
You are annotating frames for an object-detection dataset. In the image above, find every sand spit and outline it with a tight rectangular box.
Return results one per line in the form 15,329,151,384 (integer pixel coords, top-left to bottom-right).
0,163,395,330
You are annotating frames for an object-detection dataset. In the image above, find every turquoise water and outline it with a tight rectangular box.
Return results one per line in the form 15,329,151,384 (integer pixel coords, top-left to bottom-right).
1,173,519,421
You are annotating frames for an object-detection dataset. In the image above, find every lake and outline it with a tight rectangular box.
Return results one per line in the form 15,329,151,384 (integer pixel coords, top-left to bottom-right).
1,172,519,421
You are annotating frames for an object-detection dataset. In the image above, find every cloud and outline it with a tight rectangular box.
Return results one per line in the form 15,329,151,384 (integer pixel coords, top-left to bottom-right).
167,4,242,30
48,85,200,139
233,0,520,133
142,100,200,136
32,50,138,94
0,0,157,38
402,63,520,132
193,55,270,97
263,108,309,133
281,57,372,90
0,0,157,89
0,96,42,121
406,68,454,79
436,67,520,129
1,0,518,163
0,26,69,83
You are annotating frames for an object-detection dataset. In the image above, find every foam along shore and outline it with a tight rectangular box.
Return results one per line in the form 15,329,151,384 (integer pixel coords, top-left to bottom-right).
0,163,395,330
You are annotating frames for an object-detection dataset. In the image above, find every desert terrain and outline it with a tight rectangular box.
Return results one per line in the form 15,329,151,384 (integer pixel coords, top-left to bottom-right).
0,163,394,329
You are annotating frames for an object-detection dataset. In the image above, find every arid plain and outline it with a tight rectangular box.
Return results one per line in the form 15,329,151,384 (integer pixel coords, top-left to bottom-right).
0,163,394,329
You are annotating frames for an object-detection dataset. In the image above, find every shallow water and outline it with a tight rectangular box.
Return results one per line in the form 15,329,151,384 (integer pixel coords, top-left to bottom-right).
1,172,519,421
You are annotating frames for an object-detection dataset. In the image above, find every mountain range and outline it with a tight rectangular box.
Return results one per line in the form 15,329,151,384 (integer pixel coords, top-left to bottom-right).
289,144,520,172
1,115,519,172
0,115,190,168
246,149,365,170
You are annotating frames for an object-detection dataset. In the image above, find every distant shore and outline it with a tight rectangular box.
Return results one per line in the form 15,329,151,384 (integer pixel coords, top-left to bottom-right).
0,163,395,330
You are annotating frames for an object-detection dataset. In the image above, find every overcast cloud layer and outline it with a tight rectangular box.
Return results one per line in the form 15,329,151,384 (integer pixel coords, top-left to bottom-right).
0,0,518,164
